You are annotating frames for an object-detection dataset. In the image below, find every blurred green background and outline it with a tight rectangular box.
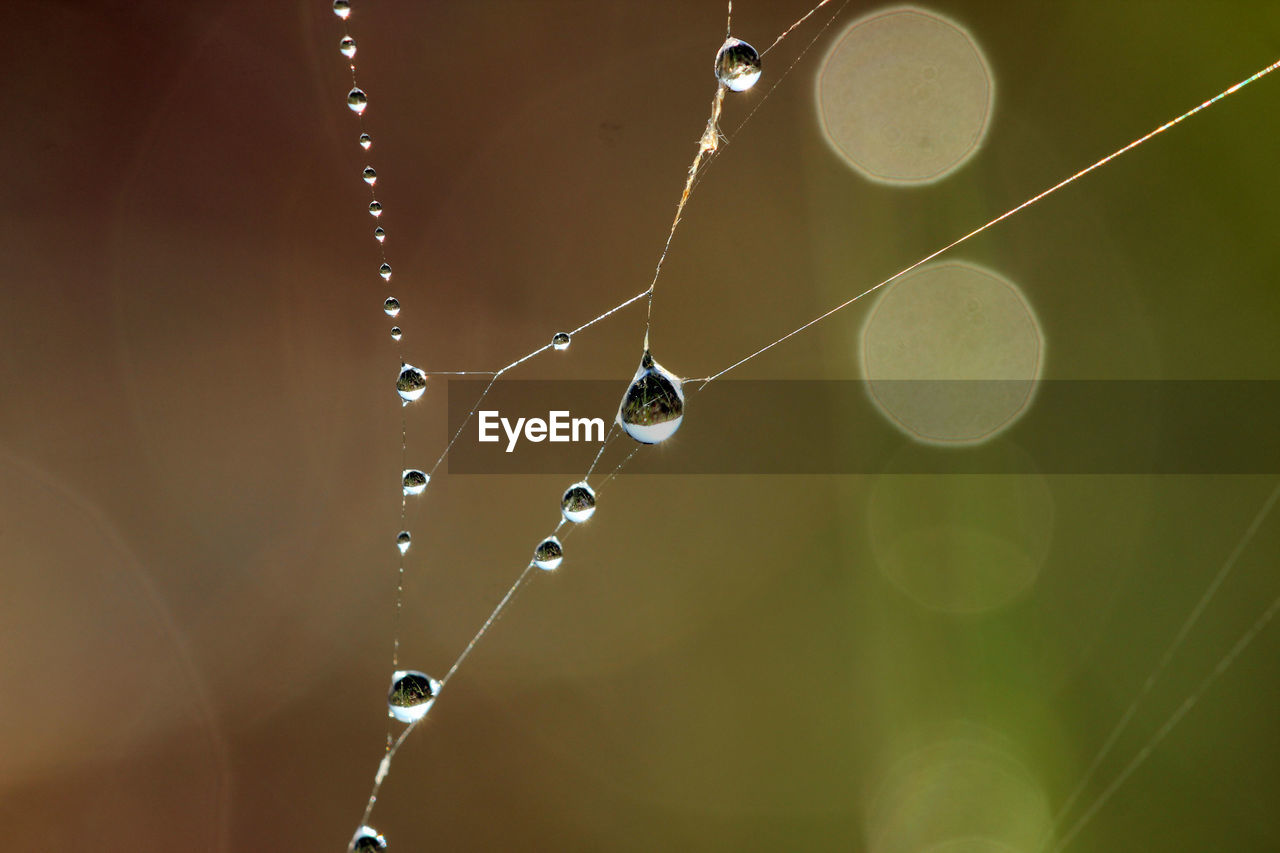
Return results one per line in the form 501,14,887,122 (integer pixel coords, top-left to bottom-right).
2,1,1279,850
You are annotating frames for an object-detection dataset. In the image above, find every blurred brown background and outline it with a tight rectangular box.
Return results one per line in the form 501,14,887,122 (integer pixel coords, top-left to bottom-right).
2,1,1280,850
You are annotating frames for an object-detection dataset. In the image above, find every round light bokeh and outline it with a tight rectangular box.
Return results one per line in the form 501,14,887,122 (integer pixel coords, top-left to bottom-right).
861,261,1043,445
817,7,994,184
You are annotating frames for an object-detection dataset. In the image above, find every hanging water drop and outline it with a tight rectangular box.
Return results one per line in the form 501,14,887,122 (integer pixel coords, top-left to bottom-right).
552,332,571,351
363,166,377,185
715,38,761,92
359,132,372,150
368,200,382,217
617,349,684,444
379,263,392,281
402,469,429,495
533,536,564,571
396,363,426,403
350,826,386,853
390,326,402,341
396,531,412,554
339,36,357,58
387,670,440,723
332,0,350,20
374,226,386,242
383,297,400,317
346,87,368,114
561,482,596,523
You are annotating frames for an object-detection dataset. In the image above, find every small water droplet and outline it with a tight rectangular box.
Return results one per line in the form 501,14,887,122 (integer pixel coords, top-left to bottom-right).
350,826,386,853
388,669,440,723
552,332,571,351
397,363,426,403
396,531,412,554
402,469,429,495
379,263,392,281
390,326,402,341
383,297,400,317
339,36,357,58
363,166,377,185
561,482,596,523
359,133,372,150
533,536,564,571
715,38,761,92
332,0,351,20
374,226,386,242
617,350,684,444
368,200,382,217
347,87,367,113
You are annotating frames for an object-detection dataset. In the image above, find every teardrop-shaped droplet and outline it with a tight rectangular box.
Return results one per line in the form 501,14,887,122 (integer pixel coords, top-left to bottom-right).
346,87,368,113
617,350,684,444
533,536,564,571
383,297,400,317
332,0,351,20
396,531,411,554
714,37,761,92
402,469,429,495
552,332,571,351
396,363,426,402
387,669,440,723
350,825,386,853
390,326,402,341
374,226,386,242
379,263,392,281
561,482,596,523
362,166,377,185
339,36,357,58
359,132,372,150
368,200,382,217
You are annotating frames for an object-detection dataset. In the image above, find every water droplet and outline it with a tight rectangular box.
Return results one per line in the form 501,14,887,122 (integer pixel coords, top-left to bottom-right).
374,226,386,242
339,36,357,58
332,0,351,20
368,200,382,217
383,297,400,317
362,166,377,185
379,263,392,281
617,350,684,444
396,363,426,403
402,469,429,495
359,133,372,150
715,38,761,92
390,326,402,341
350,826,386,853
396,531,412,554
561,482,596,523
552,332,571,351
347,87,367,114
533,536,563,571
387,669,440,723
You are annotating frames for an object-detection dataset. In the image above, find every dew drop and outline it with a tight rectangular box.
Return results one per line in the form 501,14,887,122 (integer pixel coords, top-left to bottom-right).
390,326,402,341
374,226,386,242
552,331,571,351
368,200,382,217
387,669,440,723
617,349,684,444
533,536,564,571
363,166,377,185
379,263,392,281
359,132,372,150
346,87,367,114
396,531,412,554
396,363,426,403
339,36,357,58
561,482,596,523
383,297,400,317
350,825,386,853
715,37,762,92
332,0,350,20
402,469,429,495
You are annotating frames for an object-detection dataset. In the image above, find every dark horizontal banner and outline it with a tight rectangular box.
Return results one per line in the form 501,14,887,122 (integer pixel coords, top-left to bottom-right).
445,380,1280,474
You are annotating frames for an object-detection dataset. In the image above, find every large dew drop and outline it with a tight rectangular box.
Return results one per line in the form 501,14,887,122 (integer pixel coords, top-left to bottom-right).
332,0,351,20
379,263,392,280
396,363,426,403
363,166,377,185
616,350,684,444
388,670,440,723
396,531,411,554
350,826,386,853
368,200,382,217
561,482,596,523
390,326,402,341
383,297,400,317
715,38,762,92
552,332,571,351
359,133,372,150
346,87,367,114
533,536,564,571
402,469,428,495
339,36,356,59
